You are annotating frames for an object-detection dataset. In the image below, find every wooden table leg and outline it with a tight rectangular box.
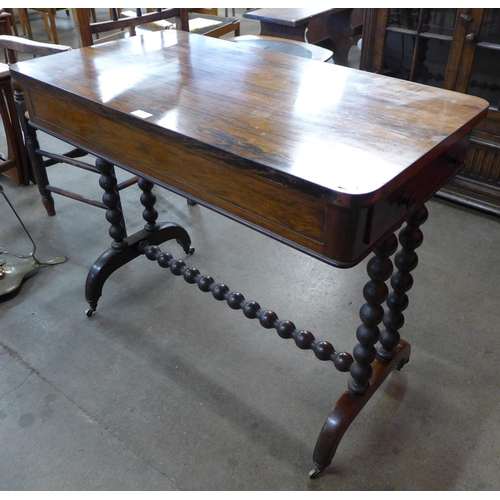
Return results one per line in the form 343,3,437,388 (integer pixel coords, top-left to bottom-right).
310,340,411,478
84,158,194,316
324,9,354,67
310,205,428,478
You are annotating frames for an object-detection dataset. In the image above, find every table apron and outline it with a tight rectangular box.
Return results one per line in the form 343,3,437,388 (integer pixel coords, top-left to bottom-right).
23,83,470,268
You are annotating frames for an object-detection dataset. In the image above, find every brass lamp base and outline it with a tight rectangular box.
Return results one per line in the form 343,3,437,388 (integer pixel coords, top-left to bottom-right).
0,253,40,296
0,184,66,298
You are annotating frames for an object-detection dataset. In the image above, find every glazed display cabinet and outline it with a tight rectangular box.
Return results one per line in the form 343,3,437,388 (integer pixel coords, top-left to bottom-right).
360,8,500,215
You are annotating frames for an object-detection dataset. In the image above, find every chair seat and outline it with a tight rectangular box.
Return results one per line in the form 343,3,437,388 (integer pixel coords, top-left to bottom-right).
227,35,333,62
0,62,10,79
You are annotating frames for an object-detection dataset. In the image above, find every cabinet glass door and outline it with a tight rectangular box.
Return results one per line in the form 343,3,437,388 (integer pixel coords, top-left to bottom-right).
383,8,457,88
361,8,500,216
467,10,500,110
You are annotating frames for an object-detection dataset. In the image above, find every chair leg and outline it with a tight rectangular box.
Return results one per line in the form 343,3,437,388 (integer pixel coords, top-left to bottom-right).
16,8,26,35
41,12,52,41
13,86,55,215
24,121,56,215
18,9,32,40
47,9,59,44
39,9,60,44
0,79,30,185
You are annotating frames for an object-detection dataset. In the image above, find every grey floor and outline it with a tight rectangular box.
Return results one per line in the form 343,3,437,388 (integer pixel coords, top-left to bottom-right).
1,9,499,491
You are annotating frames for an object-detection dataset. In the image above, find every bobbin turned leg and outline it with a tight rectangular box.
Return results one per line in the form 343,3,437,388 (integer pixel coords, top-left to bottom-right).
310,207,428,477
309,232,399,477
137,177,194,256
378,205,428,363
348,233,399,395
85,158,193,316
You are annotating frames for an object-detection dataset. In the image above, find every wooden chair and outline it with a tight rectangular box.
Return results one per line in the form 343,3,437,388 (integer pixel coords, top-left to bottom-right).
17,8,97,45
0,59,29,185
1,34,138,215
72,8,240,47
73,8,190,47
0,8,19,36
0,14,29,185
183,8,240,38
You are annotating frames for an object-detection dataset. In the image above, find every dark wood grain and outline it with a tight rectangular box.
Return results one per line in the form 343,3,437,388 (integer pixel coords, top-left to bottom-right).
11,30,488,267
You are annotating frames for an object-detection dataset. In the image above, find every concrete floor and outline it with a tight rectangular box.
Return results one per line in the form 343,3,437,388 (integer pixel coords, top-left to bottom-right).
1,9,500,491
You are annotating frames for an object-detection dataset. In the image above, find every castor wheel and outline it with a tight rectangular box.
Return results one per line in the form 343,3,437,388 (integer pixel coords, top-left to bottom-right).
85,308,96,317
396,358,410,371
309,466,324,479
179,243,195,256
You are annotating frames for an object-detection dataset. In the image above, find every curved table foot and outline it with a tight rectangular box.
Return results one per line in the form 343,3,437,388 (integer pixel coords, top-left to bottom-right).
310,340,411,478
85,222,193,314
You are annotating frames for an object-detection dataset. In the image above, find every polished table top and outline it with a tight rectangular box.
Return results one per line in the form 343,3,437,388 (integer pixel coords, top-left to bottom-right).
11,30,488,267
242,8,345,26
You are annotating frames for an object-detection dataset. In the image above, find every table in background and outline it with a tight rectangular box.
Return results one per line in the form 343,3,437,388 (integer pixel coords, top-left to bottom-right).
243,7,364,66
11,30,488,477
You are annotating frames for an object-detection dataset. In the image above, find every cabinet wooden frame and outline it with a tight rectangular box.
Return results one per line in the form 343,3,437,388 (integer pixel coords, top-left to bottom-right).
360,8,500,216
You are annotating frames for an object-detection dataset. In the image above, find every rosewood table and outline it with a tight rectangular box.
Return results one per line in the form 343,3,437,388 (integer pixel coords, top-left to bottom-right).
11,31,488,478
